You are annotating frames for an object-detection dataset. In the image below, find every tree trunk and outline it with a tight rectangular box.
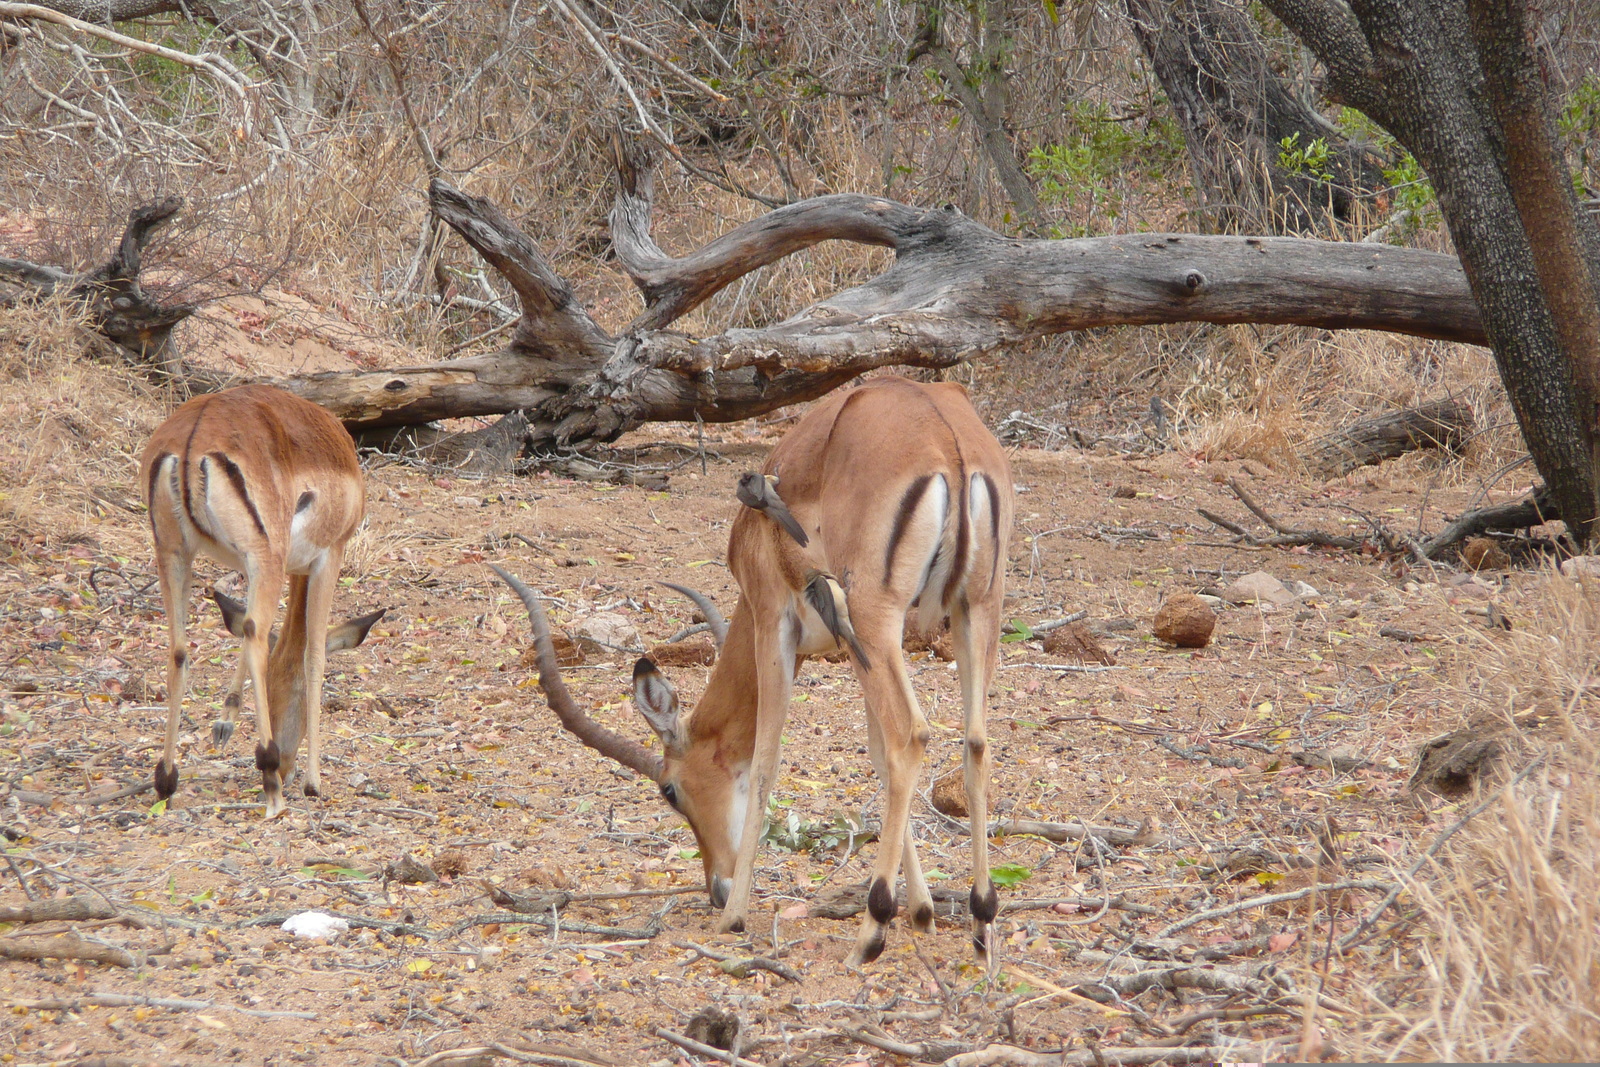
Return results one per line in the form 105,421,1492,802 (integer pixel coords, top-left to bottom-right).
1264,0,1600,544
911,1,1040,228
1124,0,1382,235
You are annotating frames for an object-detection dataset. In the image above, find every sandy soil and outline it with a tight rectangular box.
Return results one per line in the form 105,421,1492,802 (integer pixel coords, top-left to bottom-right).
0,393,1544,1065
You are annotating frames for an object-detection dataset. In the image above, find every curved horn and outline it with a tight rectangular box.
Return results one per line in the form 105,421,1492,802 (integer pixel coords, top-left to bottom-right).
490,564,662,780
656,580,729,651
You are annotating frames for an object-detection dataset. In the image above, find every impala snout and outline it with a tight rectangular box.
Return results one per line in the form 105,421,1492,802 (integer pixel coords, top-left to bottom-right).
710,875,732,910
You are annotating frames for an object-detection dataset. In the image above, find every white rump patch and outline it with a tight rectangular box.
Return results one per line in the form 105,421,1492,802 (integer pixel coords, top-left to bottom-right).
907,475,954,637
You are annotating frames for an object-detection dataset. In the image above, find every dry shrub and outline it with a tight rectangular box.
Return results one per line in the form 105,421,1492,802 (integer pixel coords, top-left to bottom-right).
0,298,168,554
1351,754,1600,1062
1343,574,1600,1061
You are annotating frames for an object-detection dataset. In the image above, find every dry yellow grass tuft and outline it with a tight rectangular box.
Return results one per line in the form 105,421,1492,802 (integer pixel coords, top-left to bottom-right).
1338,574,1600,1061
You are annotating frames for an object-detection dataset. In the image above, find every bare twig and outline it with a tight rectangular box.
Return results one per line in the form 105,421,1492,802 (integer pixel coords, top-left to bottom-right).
655,1027,767,1067
8,992,315,1020
1156,879,1393,938
674,939,802,982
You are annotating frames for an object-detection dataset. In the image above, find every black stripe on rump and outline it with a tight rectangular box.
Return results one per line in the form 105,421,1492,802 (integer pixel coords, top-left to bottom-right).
941,461,970,607
883,474,934,587
146,453,171,521
212,452,268,537
180,406,208,536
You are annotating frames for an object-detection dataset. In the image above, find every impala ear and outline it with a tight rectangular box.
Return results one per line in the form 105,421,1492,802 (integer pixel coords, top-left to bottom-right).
327,608,386,653
211,588,248,636
632,657,683,750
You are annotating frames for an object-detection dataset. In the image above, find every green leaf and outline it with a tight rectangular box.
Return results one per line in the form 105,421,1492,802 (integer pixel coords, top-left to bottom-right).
990,862,1033,888
1000,619,1034,643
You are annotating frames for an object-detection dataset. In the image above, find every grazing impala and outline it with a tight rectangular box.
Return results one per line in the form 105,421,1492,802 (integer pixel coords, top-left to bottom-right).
140,384,382,817
496,376,1013,965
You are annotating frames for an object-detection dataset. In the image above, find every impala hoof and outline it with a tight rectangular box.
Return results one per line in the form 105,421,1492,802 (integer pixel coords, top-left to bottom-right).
263,789,287,819
153,759,178,800
211,719,235,748
715,912,747,935
847,931,888,967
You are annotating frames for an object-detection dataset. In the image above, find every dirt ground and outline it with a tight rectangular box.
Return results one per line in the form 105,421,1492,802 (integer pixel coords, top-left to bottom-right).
0,376,1556,1065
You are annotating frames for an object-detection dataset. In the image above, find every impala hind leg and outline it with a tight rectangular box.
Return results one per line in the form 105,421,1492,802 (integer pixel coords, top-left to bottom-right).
152,550,193,802
242,566,287,817
950,596,1002,965
847,621,930,966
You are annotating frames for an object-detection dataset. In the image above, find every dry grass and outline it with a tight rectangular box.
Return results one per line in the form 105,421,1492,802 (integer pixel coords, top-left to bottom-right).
1331,574,1600,1062
0,299,168,553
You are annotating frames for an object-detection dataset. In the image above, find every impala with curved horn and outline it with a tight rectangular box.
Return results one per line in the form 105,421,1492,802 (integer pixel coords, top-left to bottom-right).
141,384,382,817
496,376,1013,965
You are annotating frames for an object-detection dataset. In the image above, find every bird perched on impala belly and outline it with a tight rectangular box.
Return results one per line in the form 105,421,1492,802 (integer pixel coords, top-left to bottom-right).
736,472,809,546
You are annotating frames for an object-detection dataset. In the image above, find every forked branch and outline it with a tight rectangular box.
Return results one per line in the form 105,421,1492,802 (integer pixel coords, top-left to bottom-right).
0,196,196,363
243,140,1491,449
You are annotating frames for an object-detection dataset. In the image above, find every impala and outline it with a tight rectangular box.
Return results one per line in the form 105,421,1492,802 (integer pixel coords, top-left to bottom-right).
140,384,382,817
496,376,1013,965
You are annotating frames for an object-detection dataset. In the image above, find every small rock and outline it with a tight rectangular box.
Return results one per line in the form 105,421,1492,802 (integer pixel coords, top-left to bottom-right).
647,638,717,667
684,1006,742,1052
432,850,468,878
1561,555,1600,579
1445,574,1496,600
572,612,640,656
903,626,956,661
1152,593,1217,648
1221,571,1297,607
1042,622,1116,664
385,853,439,885
1111,485,1138,499
1462,536,1510,570
1284,580,1320,600
518,631,584,668
931,766,982,818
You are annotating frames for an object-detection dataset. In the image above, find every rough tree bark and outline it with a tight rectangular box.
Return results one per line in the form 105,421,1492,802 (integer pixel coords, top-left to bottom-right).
1124,0,1383,234
1263,0,1600,543
250,140,1485,446
1300,396,1473,478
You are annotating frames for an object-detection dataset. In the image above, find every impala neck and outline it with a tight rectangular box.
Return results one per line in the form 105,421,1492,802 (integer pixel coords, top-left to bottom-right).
685,598,761,766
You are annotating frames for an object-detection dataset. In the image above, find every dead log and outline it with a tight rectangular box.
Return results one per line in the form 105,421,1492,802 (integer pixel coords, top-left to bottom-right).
0,895,117,923
0,197,196,368
255,139,1485,446
1419,486,1561,559
0,933,135,967
1302,396,1474,477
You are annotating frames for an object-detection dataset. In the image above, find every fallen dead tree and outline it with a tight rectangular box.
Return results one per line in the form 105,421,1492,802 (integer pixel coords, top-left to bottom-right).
3,144,1487,459
1301,396,1474,477
0,197,198,370
258,139,1484,449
